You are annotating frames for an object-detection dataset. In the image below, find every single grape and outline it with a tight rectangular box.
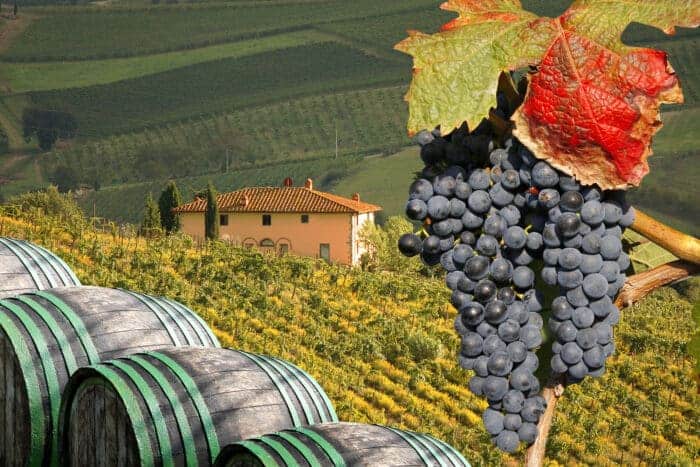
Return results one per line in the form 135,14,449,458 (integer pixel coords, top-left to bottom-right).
427,195,451,220
398,233,423,257
405,199,428,220
468,190,492,214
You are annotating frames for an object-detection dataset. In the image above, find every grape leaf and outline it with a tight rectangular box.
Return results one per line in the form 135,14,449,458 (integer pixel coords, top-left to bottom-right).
394,0,558,136
512,0,700,189
624,229,677,274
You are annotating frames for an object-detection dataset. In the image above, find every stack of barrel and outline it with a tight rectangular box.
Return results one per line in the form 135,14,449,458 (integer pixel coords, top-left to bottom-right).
0,237,471,466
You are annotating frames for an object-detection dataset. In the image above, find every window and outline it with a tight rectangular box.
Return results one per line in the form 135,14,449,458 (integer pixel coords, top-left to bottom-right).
260,239,275,247
279,243,289,255
219,214,229,226
319,243,330,262
262,214,271,226
301,214,309,224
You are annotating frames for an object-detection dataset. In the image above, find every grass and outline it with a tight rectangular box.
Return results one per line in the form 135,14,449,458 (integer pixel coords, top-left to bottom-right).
332,147,423,219
4,0,436,61
0,29,334,93
27,42,406,138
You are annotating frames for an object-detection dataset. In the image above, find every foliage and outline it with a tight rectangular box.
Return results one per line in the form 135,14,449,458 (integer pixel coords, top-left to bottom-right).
158,181,182,233
5,185,85,228
22,107,77,151
396,0,699,189
359,216,426,274
204,181,218,241
0,207,697,465
624,229,678,274
0,126,8,154
140,192,161,237
49,165,80,193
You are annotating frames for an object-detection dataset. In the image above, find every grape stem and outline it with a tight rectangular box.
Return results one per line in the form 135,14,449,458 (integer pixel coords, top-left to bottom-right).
630,209,700,265
524,259,698,467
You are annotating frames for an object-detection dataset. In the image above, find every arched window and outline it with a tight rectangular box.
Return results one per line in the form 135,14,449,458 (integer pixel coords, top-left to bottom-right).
242,237,256,248
260,238,275,247
277,237,291,256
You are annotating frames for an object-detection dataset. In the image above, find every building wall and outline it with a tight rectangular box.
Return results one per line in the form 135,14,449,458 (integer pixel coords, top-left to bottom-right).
180,211,365,265
351,212,375,265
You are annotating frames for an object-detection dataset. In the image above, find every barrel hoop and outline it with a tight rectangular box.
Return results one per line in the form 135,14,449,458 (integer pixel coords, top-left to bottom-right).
21,241,71,287
1,299,62,467
148,295,198,345
145,351,221,463
154,297,207,347
421,433,470,467
236,440,278,467
31,291,100,365
238,351,301,427
32,243,81,285
163,297,220,347
119,289,183,346
0,309,46,467
124,355,198,467
292,427,345,467
81,368,154,465
384,426,436,467
5,238,59,288
272,357,337,423
262,356,316,425
109,360,174,467
276,431,323,467
15,296,79,374
0,237,42,289
258,435,301,467
405,430,448,467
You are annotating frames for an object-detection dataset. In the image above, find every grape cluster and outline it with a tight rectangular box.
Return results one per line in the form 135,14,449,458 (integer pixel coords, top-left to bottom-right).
398,124,550,452
397,108,635,452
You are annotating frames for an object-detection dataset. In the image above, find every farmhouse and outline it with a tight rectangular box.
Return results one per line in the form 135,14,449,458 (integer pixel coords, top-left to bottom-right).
174,178,382,265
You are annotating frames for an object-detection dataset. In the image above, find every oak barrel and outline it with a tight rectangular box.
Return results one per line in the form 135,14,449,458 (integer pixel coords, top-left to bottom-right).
214,422,470,467
59,347,338,467
0,237,80,298
0,286,219,466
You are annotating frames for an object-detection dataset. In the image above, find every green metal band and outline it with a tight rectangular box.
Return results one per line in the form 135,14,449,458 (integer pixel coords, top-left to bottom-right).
120,289,183,346
239,351,301,427
1,299,61,467
124,355,198,467
163,297,220,347
276,431,323,467
20,240,70,287
0,237,42,288
384,427,437,467
272,357,336,423
145,351,221,463
108,360,174,467
154,296,208,346
293,427,346,467
6,238,59,288
406,429,448,467
263,356,316,425
0,310,46,467
149,295,198,345
15,296,79,374
421,433,470,467
236,440,278,467
31,291,100,365
258,436,301,467
82,368,154,466
33,243,81,285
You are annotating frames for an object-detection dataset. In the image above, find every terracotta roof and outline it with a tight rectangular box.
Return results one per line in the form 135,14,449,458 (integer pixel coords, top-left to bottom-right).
173,187,382,214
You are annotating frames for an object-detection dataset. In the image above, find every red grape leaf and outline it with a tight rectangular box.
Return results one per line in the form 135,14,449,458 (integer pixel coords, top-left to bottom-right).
395,0,558,136
512,1,700,189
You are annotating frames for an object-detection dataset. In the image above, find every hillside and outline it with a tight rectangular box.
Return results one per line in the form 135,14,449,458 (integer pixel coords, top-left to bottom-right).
0,196,698,465
0,0,697,235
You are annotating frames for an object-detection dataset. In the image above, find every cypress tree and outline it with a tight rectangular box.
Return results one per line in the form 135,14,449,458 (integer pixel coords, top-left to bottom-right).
158,180,182,233
204,181,219,240
141,193,161,236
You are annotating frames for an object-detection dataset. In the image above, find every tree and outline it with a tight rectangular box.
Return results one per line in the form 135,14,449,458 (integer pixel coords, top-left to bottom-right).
49,165,79,193
13,2,17,17
359,216,425,274
22,108,77,151
204,181,219,241
141,193,161,237
158,181,182,234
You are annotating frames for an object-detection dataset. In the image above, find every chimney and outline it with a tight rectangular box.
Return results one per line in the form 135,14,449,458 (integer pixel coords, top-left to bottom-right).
305,178,313,190
352,193,360,202
283,177,293,187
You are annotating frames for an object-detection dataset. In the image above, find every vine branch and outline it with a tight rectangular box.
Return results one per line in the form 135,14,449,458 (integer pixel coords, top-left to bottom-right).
524,255,699,466
630,209,700,265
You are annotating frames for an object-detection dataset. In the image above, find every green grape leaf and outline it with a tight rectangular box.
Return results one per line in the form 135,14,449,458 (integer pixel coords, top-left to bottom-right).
394,0,558,136
624,230,678,274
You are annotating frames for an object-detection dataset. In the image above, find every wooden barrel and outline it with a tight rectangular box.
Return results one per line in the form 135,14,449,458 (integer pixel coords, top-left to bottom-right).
214,422,470,467
0,237,81,298
58,346,338,466
0,286,219,466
